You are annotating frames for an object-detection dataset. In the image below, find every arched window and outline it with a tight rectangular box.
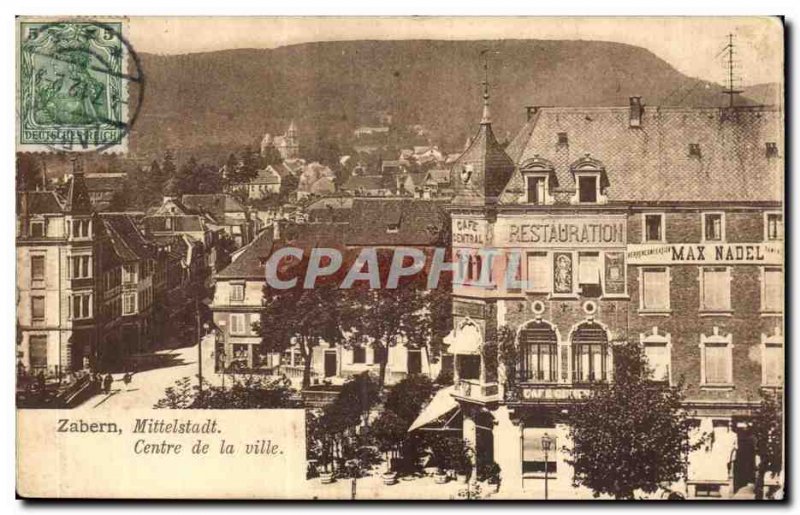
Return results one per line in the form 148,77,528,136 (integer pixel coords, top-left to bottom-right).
572,322,608,383
519,321,558,382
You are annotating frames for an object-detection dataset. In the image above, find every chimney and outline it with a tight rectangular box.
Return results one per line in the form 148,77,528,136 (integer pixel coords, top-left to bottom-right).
629,96,643,128
526,106,539,121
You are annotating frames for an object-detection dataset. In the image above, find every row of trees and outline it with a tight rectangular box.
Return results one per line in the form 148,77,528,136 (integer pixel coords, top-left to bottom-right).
257,249,452,390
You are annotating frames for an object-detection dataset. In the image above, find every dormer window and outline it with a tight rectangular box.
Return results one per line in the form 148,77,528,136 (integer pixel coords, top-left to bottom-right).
29,220,45,238
526,176,546,204
766,142,778,158
569,154,607,205
519,156,556,205
387,223,400,234
688,143,701,158
578,176,598,203
557,132,568,146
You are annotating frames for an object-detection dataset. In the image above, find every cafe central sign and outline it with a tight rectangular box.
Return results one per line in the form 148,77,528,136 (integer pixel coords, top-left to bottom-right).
627,242,782,265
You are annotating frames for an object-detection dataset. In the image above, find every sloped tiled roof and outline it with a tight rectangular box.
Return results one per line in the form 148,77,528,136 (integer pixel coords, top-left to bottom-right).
181,194,246,218
345,198,448,246
216,227,275,280
503,105,782,203
63,173,94,214
451,119,515,206
143,215,205,233
102,214,156,262
18,191,65,214
341,175,393,192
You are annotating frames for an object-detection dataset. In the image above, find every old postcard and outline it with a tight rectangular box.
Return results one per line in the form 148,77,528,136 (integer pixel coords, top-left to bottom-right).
15,16,784,500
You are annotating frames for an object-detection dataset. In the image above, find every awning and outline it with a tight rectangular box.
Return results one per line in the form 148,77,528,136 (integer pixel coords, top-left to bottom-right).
447,324,482,355
408,386,459,432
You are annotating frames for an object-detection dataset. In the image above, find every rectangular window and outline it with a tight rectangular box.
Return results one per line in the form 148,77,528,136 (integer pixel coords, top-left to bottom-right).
703,213,724,242
526,176,546,204
578,176,597,203
764,345,783,386
72,219,91,238
644,214,664,242
407,349,422,374
352,346,366,364
522,428,557,474
31,296,45,323
766,213,783,241
526,253,550,292
31,255,45,282
644,343,670,382
122,264,137,283
578,252,601,297
231,283,245,302
122,293,136,315
703,344,730,384
701,267,730,312
72,293,92,320
695,484,722,498
641,268,669,311
763,268,783,312
29,335,48,370
30,221,45,238
230,314,246,335
71,255,92,279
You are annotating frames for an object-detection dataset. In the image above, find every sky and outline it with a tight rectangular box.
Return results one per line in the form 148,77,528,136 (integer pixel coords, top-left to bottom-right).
129,16,784,87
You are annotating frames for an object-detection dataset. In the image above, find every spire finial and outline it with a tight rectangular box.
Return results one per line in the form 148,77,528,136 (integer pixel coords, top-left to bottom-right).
481,49,491,124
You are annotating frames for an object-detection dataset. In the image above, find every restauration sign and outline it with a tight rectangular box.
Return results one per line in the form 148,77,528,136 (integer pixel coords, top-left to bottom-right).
626,242,782,265
495,216,626,248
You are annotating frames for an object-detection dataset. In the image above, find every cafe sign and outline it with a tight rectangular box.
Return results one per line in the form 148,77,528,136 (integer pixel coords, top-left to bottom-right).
626,242,782,265
452,217,490,247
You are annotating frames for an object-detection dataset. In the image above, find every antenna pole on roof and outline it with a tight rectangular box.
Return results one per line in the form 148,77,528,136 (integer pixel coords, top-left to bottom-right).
722,33,743,107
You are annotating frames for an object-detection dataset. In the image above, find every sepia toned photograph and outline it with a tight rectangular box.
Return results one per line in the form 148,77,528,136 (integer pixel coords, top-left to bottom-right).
14,15,784,500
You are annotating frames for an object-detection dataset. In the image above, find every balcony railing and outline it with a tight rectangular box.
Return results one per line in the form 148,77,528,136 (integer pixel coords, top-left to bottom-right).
452,378,500,403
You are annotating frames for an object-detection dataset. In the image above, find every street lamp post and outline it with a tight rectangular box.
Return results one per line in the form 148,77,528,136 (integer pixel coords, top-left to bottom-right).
541,433,554,501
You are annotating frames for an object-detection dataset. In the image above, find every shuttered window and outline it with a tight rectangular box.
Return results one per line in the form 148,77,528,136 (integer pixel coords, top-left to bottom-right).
763,268,783,312
641,268,669,311
29,335,48,370
701,267,730,311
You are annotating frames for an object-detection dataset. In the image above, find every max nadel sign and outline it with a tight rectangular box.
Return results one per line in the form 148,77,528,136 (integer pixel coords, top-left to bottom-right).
626,242,782,265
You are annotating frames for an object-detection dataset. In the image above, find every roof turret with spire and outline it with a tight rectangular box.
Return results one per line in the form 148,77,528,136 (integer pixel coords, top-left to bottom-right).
64,156,93,214
450,52,515,207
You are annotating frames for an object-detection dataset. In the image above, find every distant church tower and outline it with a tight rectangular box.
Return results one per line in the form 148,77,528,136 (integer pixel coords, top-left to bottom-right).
281,120,299,160
260,120,300,161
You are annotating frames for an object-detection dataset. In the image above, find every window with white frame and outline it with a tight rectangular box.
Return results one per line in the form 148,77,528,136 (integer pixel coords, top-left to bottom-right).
578,252,602,297
643,214,665,242
72,293,92,320
31,296,45,324
702,213,725,242
122,292,136,315
765,213,783,241
71,255,92,279
526,175,547,205
72,219,91,239
29,220,45,238
700,329,732,386
577,175,599,204
641,329,671,383
640,267,670,312
230,283,245,302
762,267,783,313
230,313,246,335
31,255,45,282
122,264,137,283
761,330,783,387
700,267,731,312
526,252,550,292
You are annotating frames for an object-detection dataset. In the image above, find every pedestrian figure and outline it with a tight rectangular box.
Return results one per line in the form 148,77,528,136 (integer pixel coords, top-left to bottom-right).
103,373,113,394
123,372,132,391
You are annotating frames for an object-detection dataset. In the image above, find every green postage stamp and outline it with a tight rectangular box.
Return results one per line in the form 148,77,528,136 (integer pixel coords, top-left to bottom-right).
16,18,134,153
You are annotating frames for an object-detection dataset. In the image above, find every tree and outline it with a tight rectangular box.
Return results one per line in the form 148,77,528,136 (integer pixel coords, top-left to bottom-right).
258,249,350,389
752,391,783,499
192,162,224,194
16,154,44,191
566,342,698,499
153,374,297,409
161,150,177,180
384,374,435,427
174,156,199,194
